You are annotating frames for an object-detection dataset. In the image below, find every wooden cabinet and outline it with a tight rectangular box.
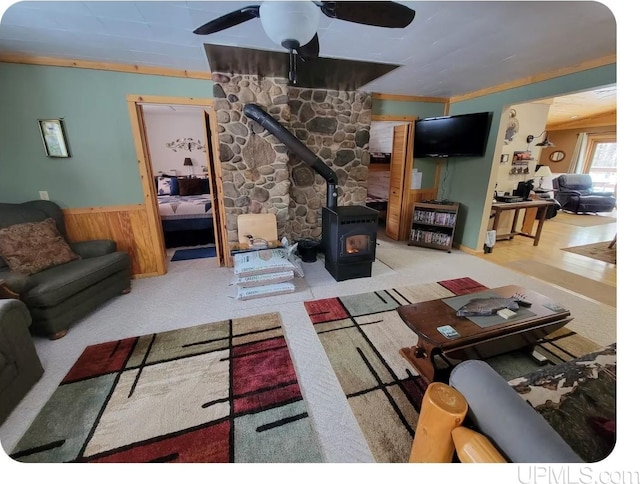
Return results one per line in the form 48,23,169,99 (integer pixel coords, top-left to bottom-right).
408,201,459,252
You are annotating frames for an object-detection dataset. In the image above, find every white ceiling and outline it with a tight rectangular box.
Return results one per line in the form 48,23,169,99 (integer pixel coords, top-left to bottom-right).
0,1,618,98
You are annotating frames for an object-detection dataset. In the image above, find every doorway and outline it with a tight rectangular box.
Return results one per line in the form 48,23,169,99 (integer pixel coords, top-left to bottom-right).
141,104,215,253
126,94,227,274
369,115,435,241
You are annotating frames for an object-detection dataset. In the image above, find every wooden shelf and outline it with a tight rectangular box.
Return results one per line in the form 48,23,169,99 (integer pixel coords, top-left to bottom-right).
409,201,459,252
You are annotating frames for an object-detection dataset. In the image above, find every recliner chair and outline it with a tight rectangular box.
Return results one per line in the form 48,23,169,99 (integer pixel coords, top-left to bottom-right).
0,200,131,339
552,174,616,214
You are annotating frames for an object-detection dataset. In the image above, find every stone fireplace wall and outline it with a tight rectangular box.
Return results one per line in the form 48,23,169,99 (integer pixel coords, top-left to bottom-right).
212,73,291,243
211,72,371,245
287,88,371,239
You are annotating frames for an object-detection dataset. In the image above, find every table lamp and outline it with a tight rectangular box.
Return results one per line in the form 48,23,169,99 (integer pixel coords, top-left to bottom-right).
183,157,194,176
534,165,553,189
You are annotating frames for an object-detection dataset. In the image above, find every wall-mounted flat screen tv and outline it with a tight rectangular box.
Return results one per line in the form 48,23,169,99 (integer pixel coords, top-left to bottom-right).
413,112,492,158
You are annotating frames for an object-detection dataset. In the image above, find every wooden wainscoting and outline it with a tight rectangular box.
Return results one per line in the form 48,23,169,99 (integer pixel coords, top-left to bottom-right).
63,205,163,278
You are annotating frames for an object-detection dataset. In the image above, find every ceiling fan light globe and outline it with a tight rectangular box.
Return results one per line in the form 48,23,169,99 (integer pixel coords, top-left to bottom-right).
259,1,320,49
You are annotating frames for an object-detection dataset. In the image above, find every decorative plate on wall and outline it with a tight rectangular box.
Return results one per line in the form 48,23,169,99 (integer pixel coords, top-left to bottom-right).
504,108,519,145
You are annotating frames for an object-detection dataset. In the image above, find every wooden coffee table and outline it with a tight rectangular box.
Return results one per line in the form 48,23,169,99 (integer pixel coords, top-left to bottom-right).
397,285,572,383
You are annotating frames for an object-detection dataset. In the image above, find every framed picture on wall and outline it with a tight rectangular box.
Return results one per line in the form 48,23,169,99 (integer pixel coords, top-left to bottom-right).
38,119,70,157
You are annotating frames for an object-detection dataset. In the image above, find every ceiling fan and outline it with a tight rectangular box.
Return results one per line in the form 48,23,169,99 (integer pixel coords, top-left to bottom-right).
193,1,416,84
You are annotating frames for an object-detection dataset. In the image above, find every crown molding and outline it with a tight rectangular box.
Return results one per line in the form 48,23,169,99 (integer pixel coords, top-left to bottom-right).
449,54,616,104
372,93,448,103
0,53,212,80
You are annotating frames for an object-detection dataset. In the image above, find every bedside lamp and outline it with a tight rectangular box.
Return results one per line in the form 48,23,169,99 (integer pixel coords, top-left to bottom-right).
534,165,553,189
183,157,193,176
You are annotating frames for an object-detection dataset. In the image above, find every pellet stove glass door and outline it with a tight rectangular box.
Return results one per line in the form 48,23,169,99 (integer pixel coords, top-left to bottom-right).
341,234,371,258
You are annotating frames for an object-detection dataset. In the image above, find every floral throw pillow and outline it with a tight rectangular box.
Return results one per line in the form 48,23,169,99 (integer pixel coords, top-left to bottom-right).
0,218,80,275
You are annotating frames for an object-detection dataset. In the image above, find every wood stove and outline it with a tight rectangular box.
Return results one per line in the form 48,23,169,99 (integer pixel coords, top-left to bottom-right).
322,205,378,281
244,103,379,282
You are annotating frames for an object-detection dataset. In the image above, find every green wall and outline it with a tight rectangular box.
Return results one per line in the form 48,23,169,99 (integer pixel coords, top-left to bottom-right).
0,62,615,251
0,63,212,208
446,63,616,250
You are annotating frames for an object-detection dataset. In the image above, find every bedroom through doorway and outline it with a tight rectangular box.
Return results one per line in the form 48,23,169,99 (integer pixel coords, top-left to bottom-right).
127,94,228,272
140,104,217,259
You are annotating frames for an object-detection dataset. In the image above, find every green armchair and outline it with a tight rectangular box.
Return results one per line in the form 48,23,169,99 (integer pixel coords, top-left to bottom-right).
0,299,44,424
0,200,131,339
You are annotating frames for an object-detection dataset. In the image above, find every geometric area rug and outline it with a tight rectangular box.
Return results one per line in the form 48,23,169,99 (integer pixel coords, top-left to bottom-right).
9,313,322,463
303,277,603,463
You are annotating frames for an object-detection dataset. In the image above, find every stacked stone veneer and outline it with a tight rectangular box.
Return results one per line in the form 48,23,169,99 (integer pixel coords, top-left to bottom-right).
287,87,371,239
212,73,371,244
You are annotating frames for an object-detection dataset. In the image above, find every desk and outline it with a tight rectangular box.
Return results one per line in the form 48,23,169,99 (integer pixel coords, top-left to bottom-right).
491,199,555,246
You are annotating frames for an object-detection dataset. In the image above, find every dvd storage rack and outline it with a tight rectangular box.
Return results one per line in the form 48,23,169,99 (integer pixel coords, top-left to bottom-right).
409,201,459,252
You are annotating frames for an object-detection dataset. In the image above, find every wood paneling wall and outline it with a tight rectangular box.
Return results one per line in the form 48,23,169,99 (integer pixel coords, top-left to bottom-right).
63,205,162,278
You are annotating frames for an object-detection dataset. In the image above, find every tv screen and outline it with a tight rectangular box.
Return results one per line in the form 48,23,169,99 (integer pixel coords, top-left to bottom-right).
413,112,491,158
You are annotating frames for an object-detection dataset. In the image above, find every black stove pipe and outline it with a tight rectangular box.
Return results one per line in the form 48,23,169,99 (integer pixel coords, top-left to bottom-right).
243,103,338,210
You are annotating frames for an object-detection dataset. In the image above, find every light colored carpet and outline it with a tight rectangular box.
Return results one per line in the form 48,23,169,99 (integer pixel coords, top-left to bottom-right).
550,212,617,227
505,259,616,308
0,240,618,466
562,241,616,264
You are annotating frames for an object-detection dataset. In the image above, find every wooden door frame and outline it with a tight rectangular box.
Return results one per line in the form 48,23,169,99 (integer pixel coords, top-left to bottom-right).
126,94,226,273
202,108,229,267
386,124,410,240
371,114,440,240
372,116,415,238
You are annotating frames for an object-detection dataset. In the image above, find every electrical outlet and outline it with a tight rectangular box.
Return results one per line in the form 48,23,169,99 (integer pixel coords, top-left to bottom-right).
39,191,49,200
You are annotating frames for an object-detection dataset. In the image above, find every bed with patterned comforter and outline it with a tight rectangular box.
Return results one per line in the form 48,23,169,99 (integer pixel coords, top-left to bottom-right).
157,194,213,232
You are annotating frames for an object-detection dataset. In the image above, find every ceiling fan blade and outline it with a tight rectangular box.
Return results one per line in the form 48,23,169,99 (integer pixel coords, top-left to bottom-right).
296,33,320,61
193,5,260,35
320,1,415,28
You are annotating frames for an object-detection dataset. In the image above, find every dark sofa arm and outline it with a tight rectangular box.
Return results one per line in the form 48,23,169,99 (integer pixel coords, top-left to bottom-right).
0,299,33,348
69,240,117,258
449,360,583,463
0,269,32,296
0,299,45,424
561,190,584,197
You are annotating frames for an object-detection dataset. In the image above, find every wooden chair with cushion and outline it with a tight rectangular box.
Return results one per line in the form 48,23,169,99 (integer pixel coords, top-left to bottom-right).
410,360,585,463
